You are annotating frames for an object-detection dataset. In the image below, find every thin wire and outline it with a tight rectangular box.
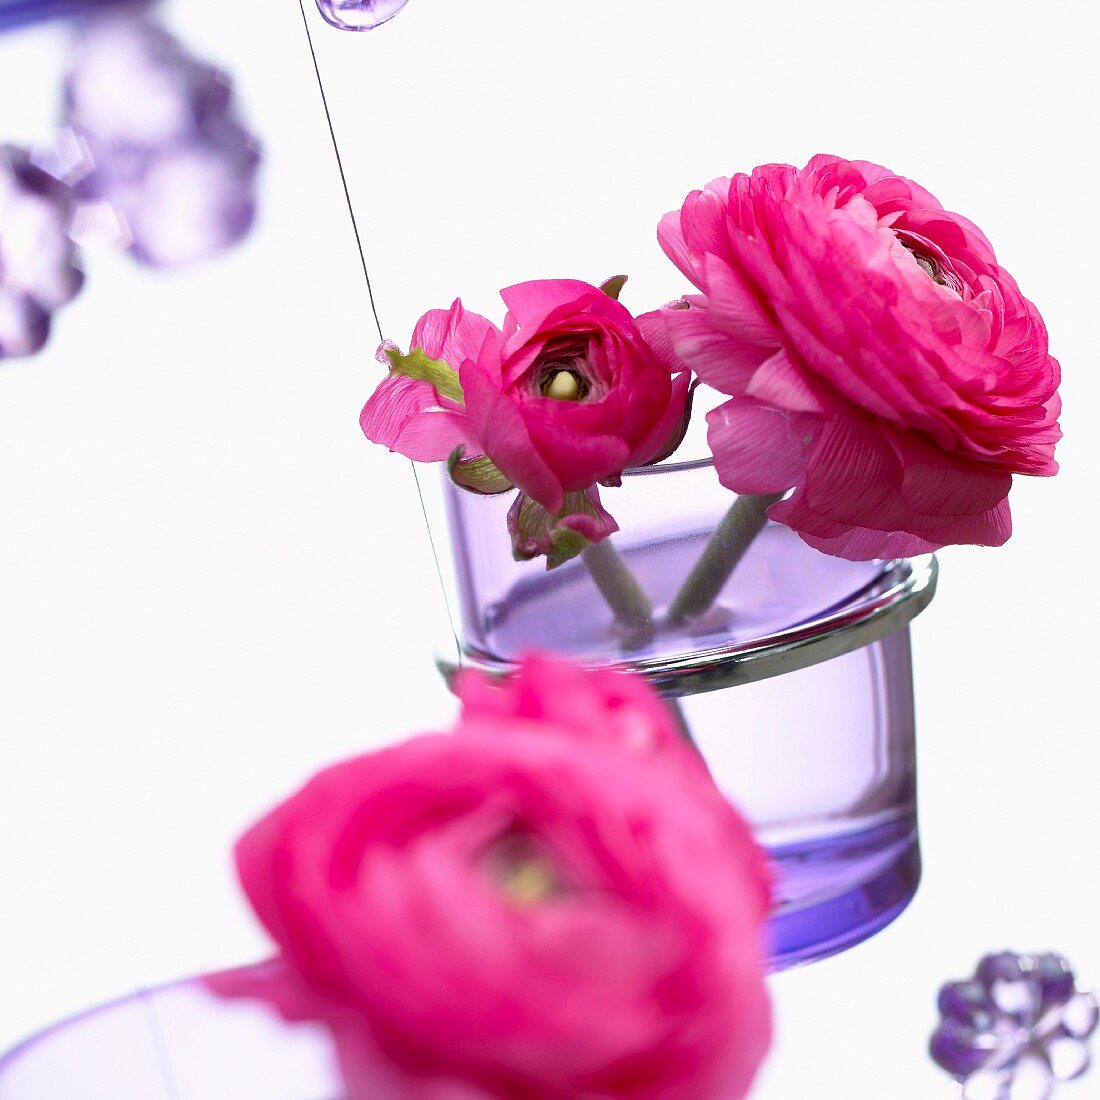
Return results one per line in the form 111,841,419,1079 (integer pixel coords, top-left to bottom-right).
295,0,461,662
296,0,384,343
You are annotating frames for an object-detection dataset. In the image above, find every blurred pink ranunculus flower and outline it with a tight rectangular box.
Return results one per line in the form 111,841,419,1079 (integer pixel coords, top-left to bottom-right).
657,155,1061,559
228,654,772,1099
360,279,691,565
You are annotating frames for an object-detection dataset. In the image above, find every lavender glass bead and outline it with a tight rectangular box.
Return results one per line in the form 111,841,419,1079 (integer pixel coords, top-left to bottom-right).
61,13,260,268
316,0,410,31
0,146,83,360
932,953,1099,1100
435,458,937,968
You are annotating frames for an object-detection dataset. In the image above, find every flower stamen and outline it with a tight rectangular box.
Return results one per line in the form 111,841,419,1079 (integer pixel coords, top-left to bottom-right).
500,859,558,905
487,830,562,905
540,367,588,401
900,240,948,286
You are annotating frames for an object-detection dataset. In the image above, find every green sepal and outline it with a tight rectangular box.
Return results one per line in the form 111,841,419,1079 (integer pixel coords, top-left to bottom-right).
544,528,590,570
509,491,617,570
599,274,628,301
384,346,464,405
447,448,513,496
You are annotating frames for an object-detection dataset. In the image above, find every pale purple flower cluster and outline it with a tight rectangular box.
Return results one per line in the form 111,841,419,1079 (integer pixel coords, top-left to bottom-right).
0,147,83,360
931,952,1099,1100
63,14,259,268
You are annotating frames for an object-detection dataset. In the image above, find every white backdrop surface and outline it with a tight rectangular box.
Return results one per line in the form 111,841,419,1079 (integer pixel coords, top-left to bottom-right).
0,1,1097,1097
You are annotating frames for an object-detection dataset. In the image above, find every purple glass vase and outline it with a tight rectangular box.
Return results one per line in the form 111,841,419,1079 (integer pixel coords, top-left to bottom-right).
436,458,937,969
0,974,343,1099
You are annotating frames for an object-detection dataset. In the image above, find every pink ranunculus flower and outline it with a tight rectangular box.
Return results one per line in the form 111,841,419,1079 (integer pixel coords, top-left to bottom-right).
658,155,1061,559
360,278,692,566
227,654,772,1100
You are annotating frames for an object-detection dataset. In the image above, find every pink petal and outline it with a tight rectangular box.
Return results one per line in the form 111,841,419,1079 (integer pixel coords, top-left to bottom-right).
630,370,695,466
777,492,1012,559
499,279,598,329
702,253,777,348
394,411,484,464
520,406,631,496
799,411,902,526
706,399,820,494
779,506,945,559
888,428,1012,518
360,374,479,463
458,656,714,786
657,209,695,283
658,180,732,285
746,349,826,414
204,959,329,1025
461,357,565,513
665,305,770,395
339,1026,495,1100
411,300,502,369
635,307,687,374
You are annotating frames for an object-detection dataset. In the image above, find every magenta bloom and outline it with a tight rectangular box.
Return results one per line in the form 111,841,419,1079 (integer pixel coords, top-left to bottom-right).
230,654,772,1099
361,279,691,565
658,155,1061,559
460,280,688,511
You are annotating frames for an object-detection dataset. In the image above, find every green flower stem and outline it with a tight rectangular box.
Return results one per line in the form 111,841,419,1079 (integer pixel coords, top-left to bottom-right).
667,492,785,624
581,539,654,634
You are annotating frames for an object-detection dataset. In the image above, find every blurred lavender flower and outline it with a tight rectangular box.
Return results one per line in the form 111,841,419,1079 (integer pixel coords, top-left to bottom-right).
0,147,83,360
931,953,1099,1100
316,0,410,32
61,14,260,268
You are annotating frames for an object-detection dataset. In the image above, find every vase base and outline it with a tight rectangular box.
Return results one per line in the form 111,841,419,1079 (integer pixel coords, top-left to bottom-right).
766,817,921,970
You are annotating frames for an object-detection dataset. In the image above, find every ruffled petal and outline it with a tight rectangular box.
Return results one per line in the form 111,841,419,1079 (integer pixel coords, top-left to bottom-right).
665,305,770,394
702,253,778,349
746,349,826,414
630,371,696,467
411,299,503,370
889,428,1012,518
360,374,480,462
499,279,600,330
707,399,820,494
635,306,688,375
461,357,565,513
775,491,1011,560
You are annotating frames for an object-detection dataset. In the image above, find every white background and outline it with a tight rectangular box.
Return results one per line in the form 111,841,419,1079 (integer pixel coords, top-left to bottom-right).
1,1,1097,1097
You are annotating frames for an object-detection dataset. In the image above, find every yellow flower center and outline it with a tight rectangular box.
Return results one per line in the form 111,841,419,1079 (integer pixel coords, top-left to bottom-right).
899,238,949,286
500,858,558,906
913,252,946,285
540,368,586,401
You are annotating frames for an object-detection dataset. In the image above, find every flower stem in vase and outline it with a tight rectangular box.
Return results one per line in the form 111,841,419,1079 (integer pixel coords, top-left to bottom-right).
581,538,654,642
667,492,785,625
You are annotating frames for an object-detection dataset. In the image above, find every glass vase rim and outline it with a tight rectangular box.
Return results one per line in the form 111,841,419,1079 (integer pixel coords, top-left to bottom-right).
440,555,938,697
622,455,715,478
